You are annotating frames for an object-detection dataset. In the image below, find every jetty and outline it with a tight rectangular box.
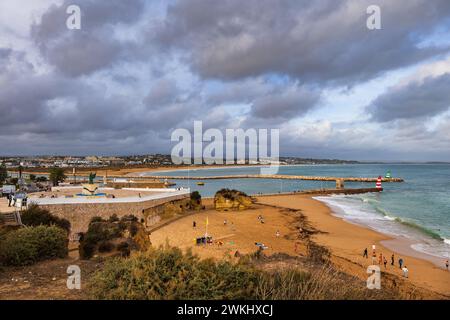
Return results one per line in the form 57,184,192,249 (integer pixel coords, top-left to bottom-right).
120,174,403,189
252,187,384,197
124,174,404,182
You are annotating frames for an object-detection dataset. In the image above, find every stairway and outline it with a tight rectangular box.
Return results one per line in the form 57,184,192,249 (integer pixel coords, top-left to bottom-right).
0,197,22,226
0,212,22,226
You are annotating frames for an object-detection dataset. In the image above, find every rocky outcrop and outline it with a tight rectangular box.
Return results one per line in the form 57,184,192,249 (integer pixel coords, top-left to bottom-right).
214,189,253,211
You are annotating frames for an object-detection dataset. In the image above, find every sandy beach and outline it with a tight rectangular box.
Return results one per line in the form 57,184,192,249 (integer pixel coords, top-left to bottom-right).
150,194,450,298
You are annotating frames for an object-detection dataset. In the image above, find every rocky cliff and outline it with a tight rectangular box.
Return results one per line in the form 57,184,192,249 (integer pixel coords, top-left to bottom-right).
214,189,253,211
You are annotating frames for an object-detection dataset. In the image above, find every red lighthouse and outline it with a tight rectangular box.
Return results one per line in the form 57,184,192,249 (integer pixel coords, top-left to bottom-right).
376,176,382,189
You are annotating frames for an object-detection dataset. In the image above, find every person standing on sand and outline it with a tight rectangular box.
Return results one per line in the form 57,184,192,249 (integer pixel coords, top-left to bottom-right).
399,258,404,269
223,219,227,226
276,230,280,238
402,266,409,278
383,256,387,269
446,260,449,270
391,254,395,266
372,251,377,265
193,221,196,228
363,248,368,258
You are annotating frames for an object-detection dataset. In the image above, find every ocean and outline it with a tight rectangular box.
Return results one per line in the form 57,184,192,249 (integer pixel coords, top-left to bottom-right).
143,164,450,260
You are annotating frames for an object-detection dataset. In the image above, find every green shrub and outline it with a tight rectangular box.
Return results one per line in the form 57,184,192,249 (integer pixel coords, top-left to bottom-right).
80,215,133,259
215,188,248,200
88,246,258,299
190,191,201,202
88,246,402,300
0,225,68,266
21,204,71,232
79,241,96,260
90,216,104,224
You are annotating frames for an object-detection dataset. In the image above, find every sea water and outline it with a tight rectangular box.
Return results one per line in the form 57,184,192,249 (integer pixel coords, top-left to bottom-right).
145,164,450,259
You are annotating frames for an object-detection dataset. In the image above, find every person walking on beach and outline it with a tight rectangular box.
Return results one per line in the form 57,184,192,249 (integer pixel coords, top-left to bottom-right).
402,266,409,278
223,219,227,226
383,256,388,269
446,260,449,271
276,230,280,238
399,258,404,269
193,221,196,228
391,254,395,266
363,248,368,258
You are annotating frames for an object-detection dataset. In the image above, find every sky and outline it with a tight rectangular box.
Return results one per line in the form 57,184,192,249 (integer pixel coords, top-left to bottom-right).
0,0,449,161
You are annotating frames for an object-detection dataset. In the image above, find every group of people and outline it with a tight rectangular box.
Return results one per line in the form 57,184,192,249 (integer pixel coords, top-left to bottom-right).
363,245,409,278
364,246,450,275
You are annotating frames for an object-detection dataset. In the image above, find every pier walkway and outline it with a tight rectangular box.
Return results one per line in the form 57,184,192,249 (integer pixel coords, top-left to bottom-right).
124,174,404,183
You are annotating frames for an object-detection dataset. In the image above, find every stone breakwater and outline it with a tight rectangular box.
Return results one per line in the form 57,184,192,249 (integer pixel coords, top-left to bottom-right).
126,174,404,182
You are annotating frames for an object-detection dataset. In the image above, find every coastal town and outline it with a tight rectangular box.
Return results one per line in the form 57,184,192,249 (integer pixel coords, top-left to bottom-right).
0,155,360,170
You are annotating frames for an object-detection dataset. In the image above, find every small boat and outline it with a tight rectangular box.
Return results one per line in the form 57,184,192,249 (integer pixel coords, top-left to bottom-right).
196,182,205,186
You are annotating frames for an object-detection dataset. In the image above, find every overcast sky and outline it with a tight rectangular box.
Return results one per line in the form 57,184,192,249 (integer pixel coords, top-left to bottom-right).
0,0,449,161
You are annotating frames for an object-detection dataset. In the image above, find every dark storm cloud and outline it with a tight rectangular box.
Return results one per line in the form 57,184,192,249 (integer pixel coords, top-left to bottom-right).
154,0,450,84
0,71,147,137
367,73,450,122
0,48,33,75
143,79,179,107
31,0,145,77
251,87,320,120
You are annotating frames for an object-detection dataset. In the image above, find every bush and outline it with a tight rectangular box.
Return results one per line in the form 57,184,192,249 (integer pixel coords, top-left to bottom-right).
129,223,139,237
215,188,248,200
88,246,401,300
79,241,96,260
190,191,201,202
21,204,71,232
0,225,68,266
255,265,399,300
108,214,119,223
116,241,130,257
120,215,138,222
80,215,134,259
90,216,104,224
98,241,114,253
88,246,258,299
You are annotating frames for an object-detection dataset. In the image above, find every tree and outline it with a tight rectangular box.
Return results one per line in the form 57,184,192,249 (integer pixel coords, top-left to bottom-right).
49,168,66,186
0,164,7,185
36,176,48,182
